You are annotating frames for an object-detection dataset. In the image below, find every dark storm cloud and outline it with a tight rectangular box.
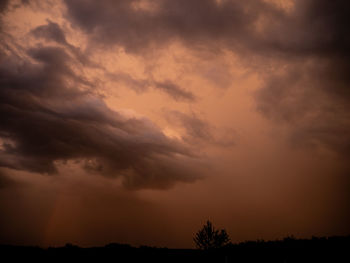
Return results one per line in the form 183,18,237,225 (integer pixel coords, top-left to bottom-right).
256,59,350,155
1,0,349,188
63,0,350,155
63,0,269,52
0,41,203,189
262,0,350,58
255,0,350,156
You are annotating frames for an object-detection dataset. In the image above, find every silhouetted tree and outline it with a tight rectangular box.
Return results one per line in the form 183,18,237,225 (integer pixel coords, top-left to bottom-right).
194,220,230,249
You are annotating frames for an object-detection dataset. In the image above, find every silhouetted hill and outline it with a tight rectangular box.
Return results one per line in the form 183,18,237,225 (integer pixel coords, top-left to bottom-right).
1,235,349,262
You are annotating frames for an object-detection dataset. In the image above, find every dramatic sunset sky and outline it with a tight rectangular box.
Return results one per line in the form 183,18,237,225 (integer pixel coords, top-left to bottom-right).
0,0,349,248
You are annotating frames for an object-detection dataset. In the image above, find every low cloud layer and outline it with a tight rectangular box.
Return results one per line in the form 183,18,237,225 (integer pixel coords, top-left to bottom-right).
0,29,203,189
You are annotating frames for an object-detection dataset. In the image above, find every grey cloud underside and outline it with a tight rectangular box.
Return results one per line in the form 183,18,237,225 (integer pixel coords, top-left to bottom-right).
63,0,350,155
0,40,203,189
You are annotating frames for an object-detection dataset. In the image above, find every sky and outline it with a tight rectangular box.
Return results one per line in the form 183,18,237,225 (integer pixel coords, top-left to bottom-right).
0,0,349,248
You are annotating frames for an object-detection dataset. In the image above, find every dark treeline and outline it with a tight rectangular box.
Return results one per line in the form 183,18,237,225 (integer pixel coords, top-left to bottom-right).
1,235,349,262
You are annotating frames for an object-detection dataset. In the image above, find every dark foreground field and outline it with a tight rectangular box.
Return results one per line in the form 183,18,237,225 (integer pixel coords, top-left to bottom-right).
1,236,349,263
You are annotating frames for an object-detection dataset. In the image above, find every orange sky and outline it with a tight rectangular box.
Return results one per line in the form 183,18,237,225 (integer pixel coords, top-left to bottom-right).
0,0,349,248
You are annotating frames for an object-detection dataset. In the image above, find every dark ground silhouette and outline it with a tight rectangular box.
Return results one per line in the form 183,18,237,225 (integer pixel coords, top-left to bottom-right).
1,235,349,262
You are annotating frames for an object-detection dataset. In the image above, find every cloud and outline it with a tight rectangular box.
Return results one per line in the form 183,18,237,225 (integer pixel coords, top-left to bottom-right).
26,0,350,59
62,0,268,52
0,38,203,189
30,18,196,102
107,73,196,101
255,0,350,156
31,20,68,45
62,0,350,156
1,0,349,188
30,20,100,68
153,81,195,102
164,110,236,147
165,110,213,142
